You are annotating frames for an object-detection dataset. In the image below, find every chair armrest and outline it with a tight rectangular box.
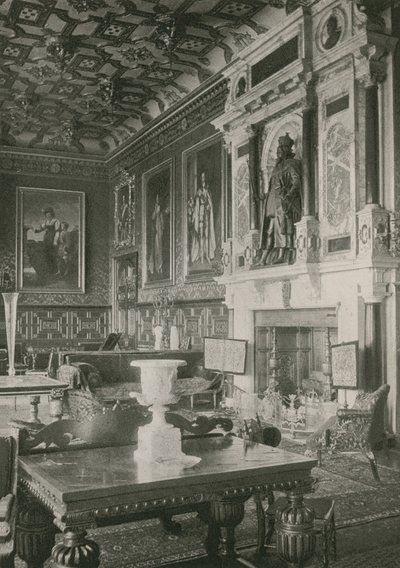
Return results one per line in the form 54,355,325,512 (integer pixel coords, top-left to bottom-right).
337,408,372,419
0,493,14,523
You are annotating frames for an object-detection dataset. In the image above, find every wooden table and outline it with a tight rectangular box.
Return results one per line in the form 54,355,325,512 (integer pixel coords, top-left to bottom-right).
0,375,68,422
17,437,317,567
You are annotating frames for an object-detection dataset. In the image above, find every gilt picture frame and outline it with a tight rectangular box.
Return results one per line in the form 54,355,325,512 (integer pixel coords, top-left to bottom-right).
17,187,85,293
142,159,174,288
113,169,135,249
182,134,224,281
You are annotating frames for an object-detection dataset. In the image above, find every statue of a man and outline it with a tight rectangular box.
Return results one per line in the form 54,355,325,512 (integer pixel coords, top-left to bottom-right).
258,133,302,265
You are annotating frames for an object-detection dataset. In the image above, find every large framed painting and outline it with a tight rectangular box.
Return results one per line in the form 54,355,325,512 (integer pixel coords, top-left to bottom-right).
183,134,224,280
17,187,85,293
142,159,174,287
113,169,135,249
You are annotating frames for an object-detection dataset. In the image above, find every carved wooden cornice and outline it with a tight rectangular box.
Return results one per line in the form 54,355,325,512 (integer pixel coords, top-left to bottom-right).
0,150,108,179
109,78,229,176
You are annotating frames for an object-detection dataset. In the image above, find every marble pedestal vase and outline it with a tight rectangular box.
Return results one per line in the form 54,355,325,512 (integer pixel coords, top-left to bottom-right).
130,359,201,468
2,292,19,376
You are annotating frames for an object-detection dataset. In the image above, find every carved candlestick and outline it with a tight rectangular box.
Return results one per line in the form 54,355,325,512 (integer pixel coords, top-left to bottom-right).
322,328,333,400
269,327,280,390
153,288,174,350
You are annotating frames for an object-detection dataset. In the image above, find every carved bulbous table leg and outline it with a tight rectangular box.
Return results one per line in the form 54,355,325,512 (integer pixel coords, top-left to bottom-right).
51,530,100,568
275,489,315,567
16,498,55,568
209,496,246,567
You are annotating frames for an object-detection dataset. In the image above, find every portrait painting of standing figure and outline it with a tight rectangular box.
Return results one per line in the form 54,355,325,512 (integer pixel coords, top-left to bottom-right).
17,187,85,292
184,136,223,279
143,160,173,287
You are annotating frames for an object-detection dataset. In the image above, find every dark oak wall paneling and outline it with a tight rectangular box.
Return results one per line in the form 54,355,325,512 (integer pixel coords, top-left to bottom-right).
0,166,112,350
136,301,229,351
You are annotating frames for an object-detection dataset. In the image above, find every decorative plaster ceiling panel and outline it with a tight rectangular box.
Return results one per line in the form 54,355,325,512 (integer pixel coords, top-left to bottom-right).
0,0,301,156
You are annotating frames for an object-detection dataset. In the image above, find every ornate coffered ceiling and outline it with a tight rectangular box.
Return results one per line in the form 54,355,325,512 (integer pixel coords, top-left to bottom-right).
0,0,285,156
0,0,380,157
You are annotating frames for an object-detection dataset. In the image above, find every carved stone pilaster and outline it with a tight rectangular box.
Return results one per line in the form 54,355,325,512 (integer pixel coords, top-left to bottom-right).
243,230,261,268
295,217,320,263
221,239,233,276
357,205,390,258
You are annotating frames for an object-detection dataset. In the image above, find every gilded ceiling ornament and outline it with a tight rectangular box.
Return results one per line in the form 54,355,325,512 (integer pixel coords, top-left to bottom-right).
67,0,107,12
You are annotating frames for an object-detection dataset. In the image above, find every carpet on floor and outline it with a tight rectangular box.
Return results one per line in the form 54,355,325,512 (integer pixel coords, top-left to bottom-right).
14,442,400,568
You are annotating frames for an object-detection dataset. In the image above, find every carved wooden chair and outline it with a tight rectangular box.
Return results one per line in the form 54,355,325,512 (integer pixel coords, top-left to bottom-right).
306,384,390,481
0,430,18,568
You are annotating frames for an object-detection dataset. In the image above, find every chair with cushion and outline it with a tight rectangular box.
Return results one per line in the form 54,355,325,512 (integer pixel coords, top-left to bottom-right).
306,384,390,481
0,431,18,568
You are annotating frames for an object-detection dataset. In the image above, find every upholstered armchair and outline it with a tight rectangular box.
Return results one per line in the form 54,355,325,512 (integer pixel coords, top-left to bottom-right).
0,431,18,568
306,384,390,481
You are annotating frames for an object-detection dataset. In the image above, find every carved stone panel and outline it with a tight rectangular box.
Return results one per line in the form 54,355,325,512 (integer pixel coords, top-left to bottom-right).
235,162,250,250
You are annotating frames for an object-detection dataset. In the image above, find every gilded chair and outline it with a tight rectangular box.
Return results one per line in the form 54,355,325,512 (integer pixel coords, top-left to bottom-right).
306,384,390,481
0,430,18,568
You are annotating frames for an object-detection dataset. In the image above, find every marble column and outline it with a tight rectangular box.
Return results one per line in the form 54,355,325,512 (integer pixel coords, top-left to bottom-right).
302,105,315,217
248,125,260,231
365,82,380,205
364,301,382,391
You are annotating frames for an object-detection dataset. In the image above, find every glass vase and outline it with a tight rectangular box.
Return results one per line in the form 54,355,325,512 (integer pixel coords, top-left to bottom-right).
2,292,19,376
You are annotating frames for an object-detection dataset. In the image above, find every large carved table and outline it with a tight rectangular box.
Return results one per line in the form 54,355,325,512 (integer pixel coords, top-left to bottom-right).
17,437,317,567
0,374,68,422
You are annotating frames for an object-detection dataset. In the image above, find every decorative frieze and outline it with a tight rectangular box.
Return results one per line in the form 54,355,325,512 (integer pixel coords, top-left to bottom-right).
0,151,107,178
110,78,229,174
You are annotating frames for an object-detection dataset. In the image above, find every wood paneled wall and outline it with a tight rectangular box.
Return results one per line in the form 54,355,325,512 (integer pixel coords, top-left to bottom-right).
0,305,111,350
136,301,228,350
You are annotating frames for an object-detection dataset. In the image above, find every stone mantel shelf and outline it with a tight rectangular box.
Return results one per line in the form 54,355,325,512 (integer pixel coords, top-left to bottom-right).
215,257,400,286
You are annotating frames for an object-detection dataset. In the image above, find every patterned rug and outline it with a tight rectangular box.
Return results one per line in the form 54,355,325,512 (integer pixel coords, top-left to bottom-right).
15,442,400,568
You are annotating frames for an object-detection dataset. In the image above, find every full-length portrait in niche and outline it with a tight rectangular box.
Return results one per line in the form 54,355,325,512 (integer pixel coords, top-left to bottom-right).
258,133,302,265
17,187,85,292
143,160,173,286
185,136,223,278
